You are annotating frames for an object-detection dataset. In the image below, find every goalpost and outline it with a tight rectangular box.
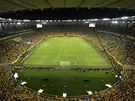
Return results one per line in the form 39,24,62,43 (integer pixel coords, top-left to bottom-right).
60,61,70,67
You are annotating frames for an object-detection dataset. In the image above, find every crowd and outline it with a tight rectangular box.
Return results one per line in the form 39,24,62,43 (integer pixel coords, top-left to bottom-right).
96,25,135,38
80,26,135,65
0,65,134,101
0,26,135,100
0,30,45,63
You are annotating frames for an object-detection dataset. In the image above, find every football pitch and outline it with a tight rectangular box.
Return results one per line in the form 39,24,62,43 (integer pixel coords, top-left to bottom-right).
17,37,118,96
16,69,118,96
21,37,111,68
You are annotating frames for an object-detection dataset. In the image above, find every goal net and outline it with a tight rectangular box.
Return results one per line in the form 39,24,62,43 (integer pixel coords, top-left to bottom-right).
60,61,70,67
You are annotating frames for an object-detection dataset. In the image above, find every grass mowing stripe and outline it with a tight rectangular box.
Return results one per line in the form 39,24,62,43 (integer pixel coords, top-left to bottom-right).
16,69,118,96
16,37,119,96
21,37,111,68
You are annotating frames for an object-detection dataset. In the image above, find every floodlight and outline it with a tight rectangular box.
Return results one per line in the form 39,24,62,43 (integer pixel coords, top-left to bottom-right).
114,21,118,24
121,16,129,19
102,18,110,21
17,22,21,25
36,20,40,22
57,20,60,22
94,19,98,21
67,20,72,22
49,20,53,22
42,22,47,24
23,19,30,22
85,21,89,24
1,18,5,20
91,19,98,21
112,21,115,23
8,18,12,21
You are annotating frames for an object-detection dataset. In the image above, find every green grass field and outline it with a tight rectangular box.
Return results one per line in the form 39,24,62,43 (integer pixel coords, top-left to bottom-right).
16,69,118,96
17,37,118,96
21,37,111,68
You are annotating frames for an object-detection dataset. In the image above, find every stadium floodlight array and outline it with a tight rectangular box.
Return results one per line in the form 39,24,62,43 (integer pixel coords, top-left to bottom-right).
121,16,129,19
102,18,111,21
8,18,12,21
17,22,21,25
85,21,89,23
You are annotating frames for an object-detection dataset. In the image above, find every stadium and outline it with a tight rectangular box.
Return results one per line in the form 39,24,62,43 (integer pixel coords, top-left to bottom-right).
0,0,135,101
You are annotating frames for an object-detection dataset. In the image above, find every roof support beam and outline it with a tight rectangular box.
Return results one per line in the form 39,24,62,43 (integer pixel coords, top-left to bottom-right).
103,0,122,7
5,0,28,9
0,9,9,12
45,0,53,8
0,7,11,11
13,0,40,9
124,4,135,9
93,0,109,7
77,0,86,8
64,0,66,8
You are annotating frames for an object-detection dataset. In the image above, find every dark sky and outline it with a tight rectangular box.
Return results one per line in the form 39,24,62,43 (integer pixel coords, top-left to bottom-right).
1,8,135,20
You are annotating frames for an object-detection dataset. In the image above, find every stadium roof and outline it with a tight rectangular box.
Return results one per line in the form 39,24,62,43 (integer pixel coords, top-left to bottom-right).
1,0,135,12
0,0,135,19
